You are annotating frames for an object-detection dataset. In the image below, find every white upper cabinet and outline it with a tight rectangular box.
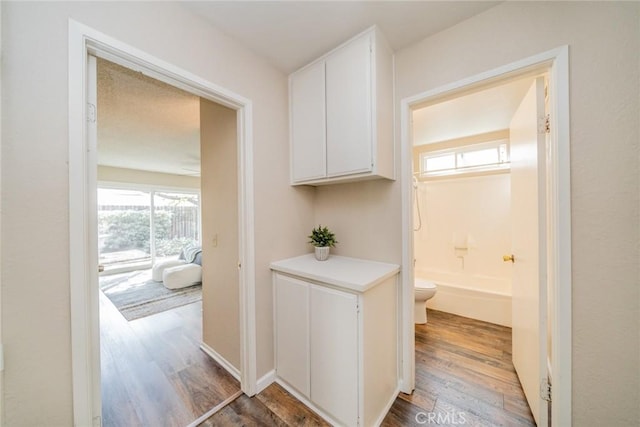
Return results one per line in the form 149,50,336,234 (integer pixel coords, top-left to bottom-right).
291,60,326,182
325,32,372,177
289,27,394,185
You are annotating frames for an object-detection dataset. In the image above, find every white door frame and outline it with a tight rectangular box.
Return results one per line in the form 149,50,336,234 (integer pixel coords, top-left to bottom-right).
399,46,572,426
68,20,257,426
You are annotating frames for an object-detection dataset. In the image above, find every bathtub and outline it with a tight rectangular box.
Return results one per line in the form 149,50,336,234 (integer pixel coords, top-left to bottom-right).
416,270,512,327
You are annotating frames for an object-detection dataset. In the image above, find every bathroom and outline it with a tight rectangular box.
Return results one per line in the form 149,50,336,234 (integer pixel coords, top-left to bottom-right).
412,75,537,327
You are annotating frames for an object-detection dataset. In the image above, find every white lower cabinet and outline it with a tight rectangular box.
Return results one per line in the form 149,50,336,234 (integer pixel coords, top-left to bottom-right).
310,285,359,426
275,275,310,396
272,254,400,427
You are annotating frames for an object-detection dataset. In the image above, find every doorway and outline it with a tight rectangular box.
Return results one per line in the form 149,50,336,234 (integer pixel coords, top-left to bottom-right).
400,47,572,426
95,56,242,425
69,21,256,427
411,74,543,425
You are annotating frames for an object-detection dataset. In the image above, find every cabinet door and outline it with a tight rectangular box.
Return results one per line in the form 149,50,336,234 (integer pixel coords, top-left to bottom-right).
275,275,310,396
325,33,373,177
290,61,326,183
310,285,359,426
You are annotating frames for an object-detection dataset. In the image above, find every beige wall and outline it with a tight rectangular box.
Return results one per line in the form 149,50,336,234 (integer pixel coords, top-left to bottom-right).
1,2,314,425
315,179,400,263
393,2,639,424
199,99,240,369
2,1,638,425
98,165,200,189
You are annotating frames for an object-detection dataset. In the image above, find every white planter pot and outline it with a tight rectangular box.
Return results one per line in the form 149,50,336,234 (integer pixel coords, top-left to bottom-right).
314,246,330,261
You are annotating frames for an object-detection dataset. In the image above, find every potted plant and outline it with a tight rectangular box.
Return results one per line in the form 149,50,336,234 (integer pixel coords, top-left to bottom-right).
308,225,338,261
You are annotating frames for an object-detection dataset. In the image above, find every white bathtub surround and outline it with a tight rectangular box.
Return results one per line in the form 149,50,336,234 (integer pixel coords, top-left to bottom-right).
414,174,512,278
417,269,512,327
413,173,512,325
452,231,475,252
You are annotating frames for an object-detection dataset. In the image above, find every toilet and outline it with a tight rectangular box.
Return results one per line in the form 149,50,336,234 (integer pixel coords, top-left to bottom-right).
415,279,437,324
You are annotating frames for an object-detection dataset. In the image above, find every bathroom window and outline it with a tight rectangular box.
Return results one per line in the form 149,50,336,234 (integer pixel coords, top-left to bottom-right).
424,153,456,172
418,140,510,178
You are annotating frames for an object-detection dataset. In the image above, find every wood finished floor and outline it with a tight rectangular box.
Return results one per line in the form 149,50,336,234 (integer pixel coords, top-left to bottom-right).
100,292,240,427
103,295,535,427
382,309,535,427
202,309,535,427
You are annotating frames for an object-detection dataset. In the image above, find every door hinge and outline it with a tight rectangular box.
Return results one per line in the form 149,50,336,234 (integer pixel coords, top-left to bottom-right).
87,103,97,123
545,114,551,134
538,114,550,134
540,378,552,402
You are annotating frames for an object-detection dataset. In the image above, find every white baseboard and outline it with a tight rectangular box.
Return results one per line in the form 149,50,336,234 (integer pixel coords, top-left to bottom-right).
200,342,241,381
256,369,276,394
275,376,399,426
374,385,400,426
275,378,340,426
397,377,415,395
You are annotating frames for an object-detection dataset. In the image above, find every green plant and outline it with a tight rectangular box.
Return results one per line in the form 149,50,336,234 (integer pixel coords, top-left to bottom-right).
99,210,152,253
308,225,338,248
98,209,174,253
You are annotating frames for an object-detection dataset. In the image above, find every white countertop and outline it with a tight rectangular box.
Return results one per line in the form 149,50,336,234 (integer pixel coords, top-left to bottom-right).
270,254,400,293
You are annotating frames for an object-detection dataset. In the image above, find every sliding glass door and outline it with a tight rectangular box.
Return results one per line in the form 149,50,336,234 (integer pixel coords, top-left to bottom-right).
98,187,200,273
153,191,200,263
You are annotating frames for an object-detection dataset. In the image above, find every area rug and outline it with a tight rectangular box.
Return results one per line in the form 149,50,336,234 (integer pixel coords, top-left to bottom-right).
100,270,202,321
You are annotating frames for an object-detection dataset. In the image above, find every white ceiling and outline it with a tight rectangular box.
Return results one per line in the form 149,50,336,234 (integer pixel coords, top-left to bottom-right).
183,1,500,73
412,77,535,145
98,1,503,177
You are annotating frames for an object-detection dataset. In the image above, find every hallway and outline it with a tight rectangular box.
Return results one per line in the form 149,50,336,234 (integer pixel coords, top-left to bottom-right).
100,294,239,426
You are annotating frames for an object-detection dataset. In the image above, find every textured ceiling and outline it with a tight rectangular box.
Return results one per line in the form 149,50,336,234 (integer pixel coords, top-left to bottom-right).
97,58,201,177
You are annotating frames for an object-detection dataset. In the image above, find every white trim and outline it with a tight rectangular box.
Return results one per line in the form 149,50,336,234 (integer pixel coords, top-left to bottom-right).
69,19,257,426
375,385,401,427
0,2,5,418
275,378,340,426
256,369,276,394
547,46,572,427
69,23,98,427
399,46,572,425
0,0,3,424
97,180,201,195
399,98,415,393
185,390,243,427
237,101,258,396
199,343,241,381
